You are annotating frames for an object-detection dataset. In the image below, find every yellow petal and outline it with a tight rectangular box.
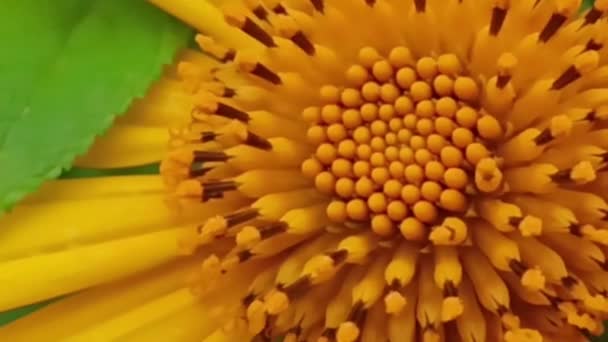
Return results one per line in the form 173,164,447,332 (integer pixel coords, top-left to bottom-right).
75,124,168,169
0,195,173,261
0,259,197,341
0,227,187,311
22,175,164,203
0,176,241,261
65,288,207,342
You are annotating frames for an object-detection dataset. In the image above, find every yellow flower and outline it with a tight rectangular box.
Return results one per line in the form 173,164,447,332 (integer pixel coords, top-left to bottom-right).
2,0,608,341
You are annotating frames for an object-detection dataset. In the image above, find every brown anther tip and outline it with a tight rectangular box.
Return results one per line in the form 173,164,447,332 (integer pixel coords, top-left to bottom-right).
249,4,268,21
539,13,567,43
310,0,324,13
243,131,273,150
414,0,426,12
273,4,287,14
291,31,316,55
533,129,553,145
490,7,508,35
584,7,604,25
252,63,283,85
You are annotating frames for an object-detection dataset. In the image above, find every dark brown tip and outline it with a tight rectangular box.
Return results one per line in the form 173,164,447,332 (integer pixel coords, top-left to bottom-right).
252,5,269,22
533,129,553,145
259,222,288,239
223,87,236,98
585,39,603,52
443,280,458,297
225,208,260,226
496,74,511,89
202,180,239,201
584,8,603,26
551,66,581,90
508,216,523,227
242,17,277,47
539,13,567,43
414,0,426,12
199,131,218,143
189,166,214,178
310,0,324,13
283,276,313,298
193,151,231,163
508,259,526,276
585,110,597,121
550,169,572,183
561,275,578,288
389,279,402,290
238,249,254,262
216,102,251,122
568,222,583,236
328,249,348,264
244,131,273,150
347,301,367,324
251,63,283,85
291,31,316,56
599,208,608,221
242,292,257,306
273,4,287,14
321,328,337,339
222,49,237,63
490,7,508,36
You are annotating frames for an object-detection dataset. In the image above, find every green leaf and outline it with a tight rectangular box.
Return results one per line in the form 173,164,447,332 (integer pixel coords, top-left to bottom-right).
0,0,192,212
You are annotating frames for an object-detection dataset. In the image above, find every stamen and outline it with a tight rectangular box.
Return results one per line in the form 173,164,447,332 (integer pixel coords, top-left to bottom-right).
310,0,324,13
552,51,600,90
224,9,277,47
273,4,287,14
193,151,231,163
242,130,273,150
414,0,426,12
291,31,316,56
202,180,240,201
490,0,509,36
195,35,236,62
539,13,568,43
238,55,283,85
497,53,517,89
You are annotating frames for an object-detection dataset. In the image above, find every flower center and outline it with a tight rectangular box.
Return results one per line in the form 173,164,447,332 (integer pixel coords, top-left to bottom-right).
302,46,506,239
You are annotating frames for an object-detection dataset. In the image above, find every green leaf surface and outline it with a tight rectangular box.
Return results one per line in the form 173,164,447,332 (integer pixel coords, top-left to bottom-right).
0,0,192,212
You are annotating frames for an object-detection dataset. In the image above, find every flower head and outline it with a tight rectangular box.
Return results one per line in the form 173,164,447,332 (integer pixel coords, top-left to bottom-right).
3,0,608,341
153,0,608,341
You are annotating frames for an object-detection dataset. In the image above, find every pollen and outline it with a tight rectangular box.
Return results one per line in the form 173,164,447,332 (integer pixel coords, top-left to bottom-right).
156,0,608,341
